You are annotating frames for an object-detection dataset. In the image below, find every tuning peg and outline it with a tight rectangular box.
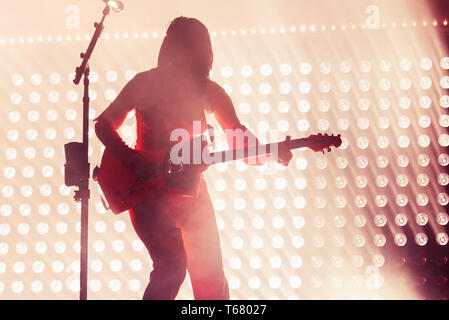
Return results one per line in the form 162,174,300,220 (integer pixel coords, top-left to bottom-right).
327,147,331,152
285,135,291,141
324,133,328,136
331,133,334,136
318,133,322,136
337,134,341,137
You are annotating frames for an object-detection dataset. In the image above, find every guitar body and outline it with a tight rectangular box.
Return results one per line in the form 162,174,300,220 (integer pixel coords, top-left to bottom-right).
96,148,204,214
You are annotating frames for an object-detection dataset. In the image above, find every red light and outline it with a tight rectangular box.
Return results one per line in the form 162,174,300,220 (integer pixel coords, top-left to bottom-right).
415,276,427,287
438,276,448,286
395,256,407,266
435,256,448,266
415,256,427,266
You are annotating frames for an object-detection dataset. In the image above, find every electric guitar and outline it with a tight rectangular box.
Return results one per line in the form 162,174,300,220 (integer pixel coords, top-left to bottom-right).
94,133,342,214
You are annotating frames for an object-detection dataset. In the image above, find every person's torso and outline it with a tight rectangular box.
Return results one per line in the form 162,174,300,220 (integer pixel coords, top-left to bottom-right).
134,67,209,151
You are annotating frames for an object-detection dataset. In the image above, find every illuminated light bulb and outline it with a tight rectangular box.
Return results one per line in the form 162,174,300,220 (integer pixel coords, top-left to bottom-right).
374,234,387,247
360,60,372,72
438,192,449,206
434,20,438,26
260,63,272,76
399,77,412,90
400,58,412,71
51,260,65,273
113,220,126,233
441,76,449,89
415,233,428,246
110,259,123,272
436,233,449,246
248,277,261,289
221,66,233,78
229,256,242,269
298,99,310,112
270,256,282,269
228,277,241,290
89,280,102,292
91,259,103,272
300,62,312,75
297,119,310,132
420,57,432,70
126,260,142,275
277,119,289,132
437,212,449,225
269,276,281,289
280,63,292,76
423,21,427,27
298,81,311,94
290,26,296,32
36,222,49,235
416,213,429,226
124,69,136,81
109,279,121,292
259,83,271,95
104,70,118,83
48,91,60,103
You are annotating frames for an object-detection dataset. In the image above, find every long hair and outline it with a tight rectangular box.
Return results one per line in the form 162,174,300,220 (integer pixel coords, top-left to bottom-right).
158,17,213,89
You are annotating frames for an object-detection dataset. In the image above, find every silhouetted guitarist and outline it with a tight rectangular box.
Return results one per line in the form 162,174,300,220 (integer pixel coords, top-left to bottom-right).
95,16,293,300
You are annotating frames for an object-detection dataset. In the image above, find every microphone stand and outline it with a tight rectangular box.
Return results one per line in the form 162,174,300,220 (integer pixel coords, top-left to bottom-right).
71,4,111,301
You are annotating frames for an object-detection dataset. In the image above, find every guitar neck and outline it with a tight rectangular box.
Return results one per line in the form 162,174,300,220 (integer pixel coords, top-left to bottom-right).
208,137,308,164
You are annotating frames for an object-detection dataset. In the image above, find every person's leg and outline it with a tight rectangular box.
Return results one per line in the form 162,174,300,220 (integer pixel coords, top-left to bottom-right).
179,182,229,300
129,198,187,300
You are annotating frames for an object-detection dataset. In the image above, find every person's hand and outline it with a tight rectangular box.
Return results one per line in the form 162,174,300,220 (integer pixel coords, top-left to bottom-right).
275,136,293,166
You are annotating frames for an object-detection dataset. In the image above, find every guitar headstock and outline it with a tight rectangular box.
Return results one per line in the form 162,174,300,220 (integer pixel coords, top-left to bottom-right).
306,133,342,154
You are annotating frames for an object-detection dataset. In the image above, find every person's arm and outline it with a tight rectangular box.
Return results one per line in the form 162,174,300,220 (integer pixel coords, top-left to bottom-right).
206,80,292,166
94,72,145,161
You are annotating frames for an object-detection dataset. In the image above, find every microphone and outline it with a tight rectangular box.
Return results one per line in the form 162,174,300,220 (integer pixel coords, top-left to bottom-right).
103,0,124,13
